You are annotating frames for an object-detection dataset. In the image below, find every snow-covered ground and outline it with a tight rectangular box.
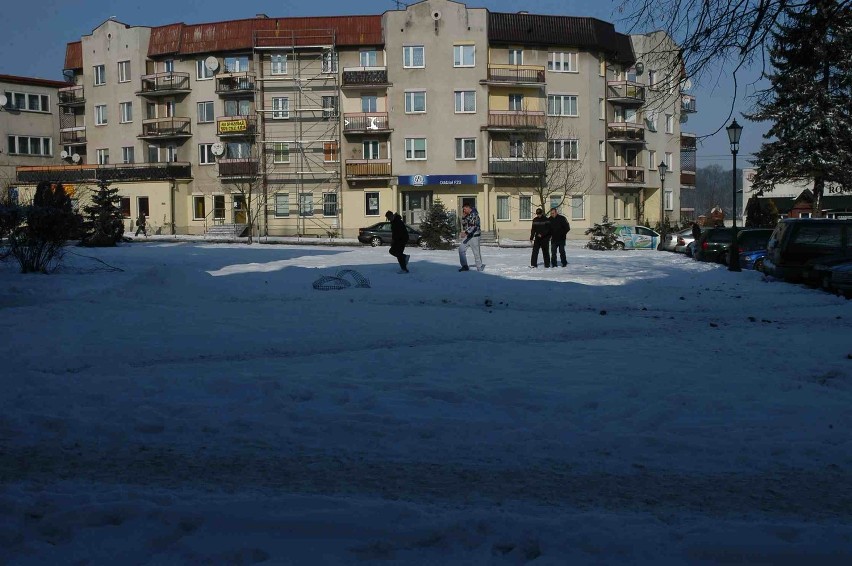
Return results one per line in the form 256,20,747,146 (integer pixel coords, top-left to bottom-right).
1,241,850,565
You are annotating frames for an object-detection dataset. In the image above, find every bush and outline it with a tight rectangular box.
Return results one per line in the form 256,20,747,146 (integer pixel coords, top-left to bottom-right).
418,198,455,249
81,181,125,247
585,218,620,250
8,182,78,273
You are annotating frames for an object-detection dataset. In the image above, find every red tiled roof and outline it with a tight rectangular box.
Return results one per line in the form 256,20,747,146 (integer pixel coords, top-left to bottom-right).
64,42,83,70
0,74,69,89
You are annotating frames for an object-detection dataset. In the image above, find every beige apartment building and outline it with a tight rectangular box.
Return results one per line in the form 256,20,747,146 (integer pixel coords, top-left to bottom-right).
14,0,697,239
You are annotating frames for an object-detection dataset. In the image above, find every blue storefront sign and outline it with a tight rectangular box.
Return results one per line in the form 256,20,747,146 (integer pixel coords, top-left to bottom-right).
397,174,478,186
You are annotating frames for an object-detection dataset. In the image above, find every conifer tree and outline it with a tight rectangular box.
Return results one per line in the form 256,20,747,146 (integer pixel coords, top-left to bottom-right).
418,198,455,250
81,181,125,247
585,217,619,250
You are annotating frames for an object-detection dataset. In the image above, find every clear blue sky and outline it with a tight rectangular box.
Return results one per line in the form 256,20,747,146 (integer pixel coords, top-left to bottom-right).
2,0,766,168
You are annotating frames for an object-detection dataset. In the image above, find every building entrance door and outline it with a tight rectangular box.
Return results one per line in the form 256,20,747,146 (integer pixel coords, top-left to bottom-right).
233,195,246,224
403,191,432,226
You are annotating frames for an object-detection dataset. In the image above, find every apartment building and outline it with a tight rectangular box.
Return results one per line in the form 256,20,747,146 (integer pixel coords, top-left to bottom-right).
15,0,696,239
2,74,66,196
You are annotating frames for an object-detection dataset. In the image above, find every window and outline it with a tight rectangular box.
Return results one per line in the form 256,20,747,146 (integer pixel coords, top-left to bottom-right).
224,99,251,117
199,143,215,165
24,94,50,112
323,141,340,163
365,192,380,216
454,90,476,113
197,101,214,123
508,49,523,65
646,112,658,132
405,138,427,160
122,146,135,164
118,61,131,83
508,93,524,111
225,142,251,159
97,148,109,165
166,145,178,162
666,114,674,134
547,95,578,116
213,195,225,219
360,50,378,67
548,52,578,73
146,101,157,119
665,152,673,170
138,197,149,218
298,193,313,216
119,101,133,123
649,150,657,170
664,190,674,211
497,195,510,221
274,193,290,217
509,136,524,158
6,136,53,156
11,92,25,109
519,196,532,220
193,196,206,220
224,56,249,73
272,97,289,119
550,195,562,213
599,56,606,76
147,145,160,163
361,94,378,113
571,195,584,220
95,104,107,125
404,91,426,113
599,140,606,162
322,51,338,74
323,193,338,216
196,60,214,80
363,140,380,160
120,197,131,218
403,45,425,68
94,65,106,85
599,98,605,120
272,142,289,164
271,54,287,75
648,69,657,87
548,139,579,160
322,96,338,118
613,195,622,220
455,138,476,160
453,44,475,67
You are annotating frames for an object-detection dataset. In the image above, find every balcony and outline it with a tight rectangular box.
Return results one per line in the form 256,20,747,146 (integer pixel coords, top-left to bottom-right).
485,111,545,131
137,72,191,96
341,67,390,88
681,94,697,113
16,162,192,184
607,122,645,144
487,159,545,176
57,85,85,106
139,117,192,140
215,72,257,96
218,159,260,179
607,166,645,187
681,171,696,186
345,159,392,179
216,116,258,137
607,81,646,105
59,127,87,145
343,112,390,134
680,132,697,150
483,65,546,86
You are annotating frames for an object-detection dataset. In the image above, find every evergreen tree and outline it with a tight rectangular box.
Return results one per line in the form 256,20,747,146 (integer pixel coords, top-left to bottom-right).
748,1,852,216
585,217,619,250
418,198,455,250
745,194,779,228
81,181,125,247
8,182,78,273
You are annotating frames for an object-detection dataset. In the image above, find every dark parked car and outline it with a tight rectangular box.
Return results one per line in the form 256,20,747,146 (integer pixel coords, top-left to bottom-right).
813,259,852,298
763,219,852,282
735,228,774,270
694,228,735,263
358,221,425,247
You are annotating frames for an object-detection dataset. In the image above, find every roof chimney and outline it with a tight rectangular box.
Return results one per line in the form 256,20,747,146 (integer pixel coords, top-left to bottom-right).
256,13,269,18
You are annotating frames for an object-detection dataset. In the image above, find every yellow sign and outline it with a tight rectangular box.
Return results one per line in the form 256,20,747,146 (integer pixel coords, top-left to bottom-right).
219,119,247,133
64,184,76,196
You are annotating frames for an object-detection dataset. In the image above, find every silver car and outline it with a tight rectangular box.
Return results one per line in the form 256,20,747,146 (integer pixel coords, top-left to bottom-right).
661,227,697,253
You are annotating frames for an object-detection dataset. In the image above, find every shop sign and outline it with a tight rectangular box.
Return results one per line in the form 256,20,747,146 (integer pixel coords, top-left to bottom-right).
397,174,477,186
219,119,248,133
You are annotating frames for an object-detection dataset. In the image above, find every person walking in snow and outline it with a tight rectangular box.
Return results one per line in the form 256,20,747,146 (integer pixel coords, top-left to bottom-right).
385,210,410,273
134,211,147,237
458,203,484,272
529,208,552,268
548,207,570,267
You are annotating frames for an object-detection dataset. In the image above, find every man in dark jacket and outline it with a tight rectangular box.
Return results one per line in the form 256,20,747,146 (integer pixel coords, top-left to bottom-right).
529,208,552,268
385,211,410,273
548,207,570,267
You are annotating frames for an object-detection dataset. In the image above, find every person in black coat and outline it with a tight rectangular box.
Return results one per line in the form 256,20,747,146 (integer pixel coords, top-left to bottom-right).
691,222,701,242
385,211,410,273
548,207,570,267
529,208,552,268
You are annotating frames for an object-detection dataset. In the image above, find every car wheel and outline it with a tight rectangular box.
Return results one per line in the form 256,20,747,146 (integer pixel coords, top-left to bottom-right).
614,241,625,250
370,236,382,247
754,258,765,272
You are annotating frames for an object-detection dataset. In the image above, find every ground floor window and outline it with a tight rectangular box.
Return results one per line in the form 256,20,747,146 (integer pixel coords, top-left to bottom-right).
612,195,622,220
193,196,205,220
570,195,584,220
323,193,338,217
119,197,131,218
549,195,562,213
137,196,149,217
519,196,532,220
365,192,379,216
274,193,289,217
664,190,673,211
497,195,510,221
299,193,313,217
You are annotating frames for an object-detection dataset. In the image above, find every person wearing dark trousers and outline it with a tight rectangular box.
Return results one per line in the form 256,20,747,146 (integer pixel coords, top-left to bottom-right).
548,207,570,267
134,212,147,237
529,208,552,268
385,211,410,273
691,221,701,242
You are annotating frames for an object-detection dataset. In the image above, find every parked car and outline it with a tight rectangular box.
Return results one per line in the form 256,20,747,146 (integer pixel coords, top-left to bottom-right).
358,222,425,247
694,227,735,263
735,228,774,270
814,259,852,298
763,218,852,283
614,225,660,250
661,227,695,253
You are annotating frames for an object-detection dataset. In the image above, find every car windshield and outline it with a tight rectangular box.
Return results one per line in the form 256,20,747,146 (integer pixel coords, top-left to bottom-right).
707,230,733,243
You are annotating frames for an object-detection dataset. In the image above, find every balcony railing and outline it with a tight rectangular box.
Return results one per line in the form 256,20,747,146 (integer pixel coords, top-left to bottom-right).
607,166,645,185
215,72,257,95
680,132,697,149
485,65,546,84
57,85,85,106
341,67,389,87
216,116,258,137
139,117,192,139
487,159,546,176
218,159,260,178
345,159,391,178
607,81,646,104
606,122,645,143
59,127,87,145
681,171,696,186
16,162,192,184
681,94,697,113
343,112,390,133
138,72,191,95
487,111,545,130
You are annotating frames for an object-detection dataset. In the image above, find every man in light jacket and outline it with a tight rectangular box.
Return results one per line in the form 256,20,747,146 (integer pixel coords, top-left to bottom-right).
458,203,483,272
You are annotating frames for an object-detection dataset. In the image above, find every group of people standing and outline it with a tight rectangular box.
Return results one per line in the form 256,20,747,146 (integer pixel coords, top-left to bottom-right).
529,208,571,268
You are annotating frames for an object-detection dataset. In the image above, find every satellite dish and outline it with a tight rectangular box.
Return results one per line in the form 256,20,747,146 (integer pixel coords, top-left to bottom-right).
204,56,219,72
71,153,81,163
211,142,225,156
0,93,7,107
683,78,693,91
680,114,688,124
635,62,644,75
60,150,69,159
431,10,442,20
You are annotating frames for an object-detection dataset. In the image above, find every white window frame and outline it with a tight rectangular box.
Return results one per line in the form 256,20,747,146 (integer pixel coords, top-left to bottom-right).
274,193,290,218
196,60,214,80
322,193,338,217
119,101,133,124
322,51,338,74
649,150,657,170
271,54,287,75
360,50,378,67
453,44,475,67
664,190,674,211
519,196,532,220
193,196,206,220
454,138,476,160
509,136,524,158
365,192,380,216
508,93,524,111
599,98,605,120
548,139,579,160
665,152,673,170
7,135,53,156
599,140,606,162
298,193,314,217
324,141,340,163
272,97,290,120
117,61,131,83
454,90,476,113
547,52,578,73
404,90,426,113
403,45,425,69
405,137,427,161
570,195,584,220
363,140,380,161
197,101,214,123
497,195,510,221
199,143,215,165
94,65,106,86
547,94,578,117
96,148,109,165
272,142,290,164
95,104,108,125
666,114,674,134
322,96,338,118
122,146,135,164
508,49,523,65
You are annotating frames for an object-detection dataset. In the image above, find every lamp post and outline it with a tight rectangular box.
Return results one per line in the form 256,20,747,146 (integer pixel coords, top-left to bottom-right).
726,119,743,272
657,160,668,250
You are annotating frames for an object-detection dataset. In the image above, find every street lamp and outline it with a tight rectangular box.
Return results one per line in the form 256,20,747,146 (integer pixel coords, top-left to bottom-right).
726,119,743,272
657,160,668,250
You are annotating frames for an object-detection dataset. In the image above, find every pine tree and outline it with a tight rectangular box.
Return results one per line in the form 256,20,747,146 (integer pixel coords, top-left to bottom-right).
584,218,619,250
81,181,125,247
418,198,455,249
745,195,779,228
748,1,852,216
